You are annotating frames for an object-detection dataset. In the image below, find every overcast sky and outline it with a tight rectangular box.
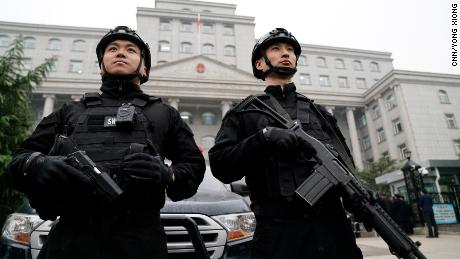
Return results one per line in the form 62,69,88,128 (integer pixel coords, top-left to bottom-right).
1,0,457,75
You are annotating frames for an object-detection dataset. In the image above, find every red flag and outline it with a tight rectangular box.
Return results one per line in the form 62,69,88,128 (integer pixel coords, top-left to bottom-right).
196,13,201,32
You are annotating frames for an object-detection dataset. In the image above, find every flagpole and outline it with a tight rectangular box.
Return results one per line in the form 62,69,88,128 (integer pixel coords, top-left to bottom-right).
197,13,201,55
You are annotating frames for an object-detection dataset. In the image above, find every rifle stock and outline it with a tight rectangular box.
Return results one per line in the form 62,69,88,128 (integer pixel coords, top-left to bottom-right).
237,95,427,259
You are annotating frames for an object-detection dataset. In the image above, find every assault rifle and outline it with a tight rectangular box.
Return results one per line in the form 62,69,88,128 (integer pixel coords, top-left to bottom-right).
65,150,123,203
237,96,427,259
50,135,123,203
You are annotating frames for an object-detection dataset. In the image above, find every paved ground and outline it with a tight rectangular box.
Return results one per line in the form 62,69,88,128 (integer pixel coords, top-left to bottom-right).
356,234,460,259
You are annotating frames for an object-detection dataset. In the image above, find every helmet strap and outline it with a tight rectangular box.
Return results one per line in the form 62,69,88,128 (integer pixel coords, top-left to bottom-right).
101,53,146,84
260,54,297,80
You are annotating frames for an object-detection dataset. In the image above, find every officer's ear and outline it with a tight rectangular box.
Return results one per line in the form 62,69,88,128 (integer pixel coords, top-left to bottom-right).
255,58,265,70
140,60,148,77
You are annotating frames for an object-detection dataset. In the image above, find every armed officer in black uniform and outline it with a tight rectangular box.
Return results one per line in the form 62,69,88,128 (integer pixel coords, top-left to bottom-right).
209,28,362,259
5,26,205,259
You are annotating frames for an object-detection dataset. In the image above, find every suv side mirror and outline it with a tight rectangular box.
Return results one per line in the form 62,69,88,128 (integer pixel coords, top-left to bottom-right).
230,182,249,196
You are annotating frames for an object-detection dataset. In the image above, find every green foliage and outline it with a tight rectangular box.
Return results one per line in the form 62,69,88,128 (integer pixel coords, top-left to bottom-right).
356,157,398,194
0,36,55,224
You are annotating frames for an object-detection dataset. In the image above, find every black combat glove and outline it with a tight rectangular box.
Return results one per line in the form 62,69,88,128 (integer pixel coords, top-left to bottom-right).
263,127,299,155
26,154,91,191
120,153,173,188
343,189,379,231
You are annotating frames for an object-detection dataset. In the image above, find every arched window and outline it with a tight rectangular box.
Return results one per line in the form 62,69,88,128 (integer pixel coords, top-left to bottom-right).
0,35,11,47
224,45,235,56
180,42,193,53
23,37,36,49
298,55,307,66
370,61,380,72
316,57,327,67
201,112,217,125
353,60,363,71
72,40,86,51
335,59,345,69
158,41,170,52
438,90,450,104
202,43,214,54
48,38,62,50
160,19,171,31
180,111,193,124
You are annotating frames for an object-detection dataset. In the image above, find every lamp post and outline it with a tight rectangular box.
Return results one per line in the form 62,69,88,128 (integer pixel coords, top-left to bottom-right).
401,149,425,225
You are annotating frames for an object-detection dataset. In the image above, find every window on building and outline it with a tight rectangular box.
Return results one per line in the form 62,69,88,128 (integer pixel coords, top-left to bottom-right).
338,76,349,88
299,74,311,85
361,135,371,151
356,78,367,89
201,136,215,150
224,45,235,56
316,57,327,67
69,60,83,74
202,23,214,34
377,127,386,143
157,60,168,65
72,40,86,52
438,90,450,104
335,59,345,69
202,43,214,54
357,114,367,128
180,42,193,53
445,113,458,129
160,19,171,31
180,21,193,32
223,25,234,35
23,37,36,49
0,35,11,47
202,10,212,13
47,38,62,50
370,62,380,72
201,112,217,125
319,75,330,87
23,58,32,70
298,55,307,66
398,143,408,160
353,60,363,71
386,94,397,110
180,111,193,124
372,105,381,119
392,118,403,135
454,141,460,155
158,41,170,52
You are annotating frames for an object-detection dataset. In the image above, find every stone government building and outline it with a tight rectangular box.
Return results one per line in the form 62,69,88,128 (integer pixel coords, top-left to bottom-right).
1,0,460,202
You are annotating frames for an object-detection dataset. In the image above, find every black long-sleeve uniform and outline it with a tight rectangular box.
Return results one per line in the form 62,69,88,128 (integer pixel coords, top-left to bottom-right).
209,83,362,259
5,80,205,259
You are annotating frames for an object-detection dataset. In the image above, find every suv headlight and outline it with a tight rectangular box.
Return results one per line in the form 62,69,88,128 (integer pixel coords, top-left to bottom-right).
1,213,44,245
212,212,256,241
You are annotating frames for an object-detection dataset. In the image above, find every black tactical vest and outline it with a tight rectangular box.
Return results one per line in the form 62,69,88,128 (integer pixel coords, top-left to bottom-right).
64,92,165,209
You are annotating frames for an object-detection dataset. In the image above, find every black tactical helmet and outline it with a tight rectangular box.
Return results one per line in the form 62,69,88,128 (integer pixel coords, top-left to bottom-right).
96,26,151,84
251,28,301,80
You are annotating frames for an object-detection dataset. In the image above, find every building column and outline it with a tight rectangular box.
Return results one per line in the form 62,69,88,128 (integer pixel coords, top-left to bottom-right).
325,106,335,115
345,107,364,170
364,106,380,160
377,96,398,159
168,98,180,110
42,94,56,117
221,101,232,118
